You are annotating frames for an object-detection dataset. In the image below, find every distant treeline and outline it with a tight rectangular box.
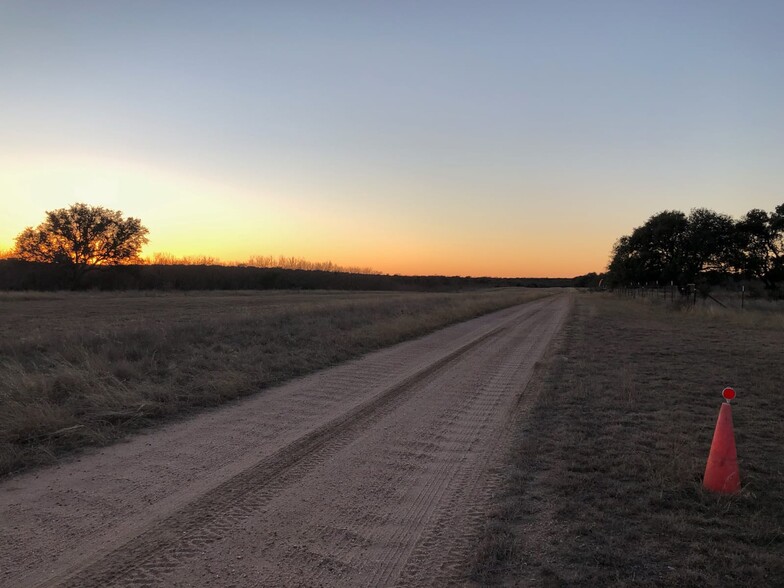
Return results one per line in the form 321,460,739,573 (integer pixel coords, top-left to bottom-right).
146,253,379,275
0,260,574,292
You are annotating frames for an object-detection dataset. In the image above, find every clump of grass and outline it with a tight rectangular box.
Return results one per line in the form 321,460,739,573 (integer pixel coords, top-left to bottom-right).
471,291,784,586
0,288,552,477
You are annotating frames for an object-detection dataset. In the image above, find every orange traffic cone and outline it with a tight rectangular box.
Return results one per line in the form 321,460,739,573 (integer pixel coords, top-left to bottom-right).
703,387,740,494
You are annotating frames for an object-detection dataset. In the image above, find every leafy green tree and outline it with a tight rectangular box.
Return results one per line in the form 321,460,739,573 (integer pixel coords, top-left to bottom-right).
14,203,149,286
680,208,736,284
607,211,688,286
607,235,638,285
736,204,784,289
632,210,689,284
607,208,746,288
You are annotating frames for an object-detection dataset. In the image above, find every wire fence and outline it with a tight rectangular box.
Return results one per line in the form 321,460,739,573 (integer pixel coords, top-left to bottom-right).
609,283,751,309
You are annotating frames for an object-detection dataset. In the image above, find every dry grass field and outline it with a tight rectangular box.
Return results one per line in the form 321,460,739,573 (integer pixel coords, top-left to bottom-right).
472,292,784,586
0,288,553,477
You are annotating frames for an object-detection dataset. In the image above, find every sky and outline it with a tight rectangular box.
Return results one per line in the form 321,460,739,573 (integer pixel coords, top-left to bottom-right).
1,1,782,277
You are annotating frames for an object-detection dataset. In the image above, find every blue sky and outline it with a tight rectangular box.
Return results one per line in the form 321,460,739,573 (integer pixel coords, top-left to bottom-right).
1,1,782,276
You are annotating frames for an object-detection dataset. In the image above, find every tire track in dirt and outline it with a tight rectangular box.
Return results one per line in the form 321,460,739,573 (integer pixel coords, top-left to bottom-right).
165,295,568,587
394,305,568,585
2,294,570,588
368,311,555,586
3,300,540,587
51,327,507,588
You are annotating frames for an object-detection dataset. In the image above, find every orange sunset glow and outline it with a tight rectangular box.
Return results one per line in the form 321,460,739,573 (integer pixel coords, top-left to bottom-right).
1,153,615,277
2,3,781,278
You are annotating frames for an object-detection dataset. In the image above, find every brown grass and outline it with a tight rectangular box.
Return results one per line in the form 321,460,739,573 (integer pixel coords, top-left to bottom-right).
471,291,784,587
0,288,553,477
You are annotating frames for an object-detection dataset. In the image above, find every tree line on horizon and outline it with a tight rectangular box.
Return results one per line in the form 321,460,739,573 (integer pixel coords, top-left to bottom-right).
1,203,572,291
146,253,379,275
0,247,380,276
606,204,784,292
2,203,377,281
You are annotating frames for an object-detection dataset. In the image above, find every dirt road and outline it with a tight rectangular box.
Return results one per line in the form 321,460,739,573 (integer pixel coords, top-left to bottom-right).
1,293,570,587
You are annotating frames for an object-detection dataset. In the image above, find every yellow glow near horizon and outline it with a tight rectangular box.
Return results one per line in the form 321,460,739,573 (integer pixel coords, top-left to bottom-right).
1,154,612,278
2,3,782,280
2,153,293,257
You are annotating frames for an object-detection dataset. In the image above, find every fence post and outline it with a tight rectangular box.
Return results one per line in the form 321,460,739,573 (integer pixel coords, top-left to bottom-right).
686,283,696,306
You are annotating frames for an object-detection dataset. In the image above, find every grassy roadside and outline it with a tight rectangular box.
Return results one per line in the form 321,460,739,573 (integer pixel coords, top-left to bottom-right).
472,292,784,587
0,288,554,477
